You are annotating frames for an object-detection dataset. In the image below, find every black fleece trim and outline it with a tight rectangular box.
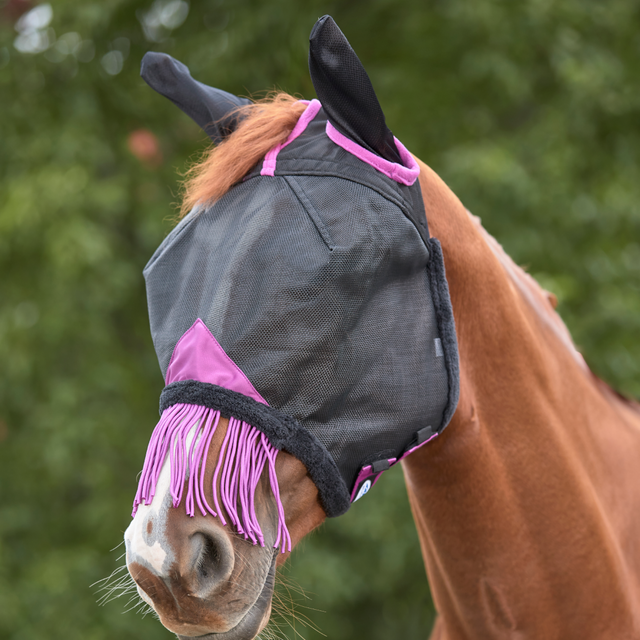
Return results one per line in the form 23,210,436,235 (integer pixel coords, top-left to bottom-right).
160,379,351,518
427,237,460,430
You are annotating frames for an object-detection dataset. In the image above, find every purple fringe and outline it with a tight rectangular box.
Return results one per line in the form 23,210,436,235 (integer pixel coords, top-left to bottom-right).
132,403,291,553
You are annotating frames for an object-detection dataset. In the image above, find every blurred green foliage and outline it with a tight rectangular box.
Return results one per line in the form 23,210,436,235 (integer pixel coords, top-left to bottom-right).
1,0,639,639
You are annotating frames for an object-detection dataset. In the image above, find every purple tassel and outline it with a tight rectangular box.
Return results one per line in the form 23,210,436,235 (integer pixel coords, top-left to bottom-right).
132,403,291,553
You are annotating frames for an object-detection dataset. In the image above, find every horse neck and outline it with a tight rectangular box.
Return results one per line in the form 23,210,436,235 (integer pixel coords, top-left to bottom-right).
403,159,640,638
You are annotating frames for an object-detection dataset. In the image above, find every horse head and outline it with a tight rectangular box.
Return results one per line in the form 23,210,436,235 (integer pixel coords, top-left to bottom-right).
121,13,640,640
124,15,460,639
125,415,323,639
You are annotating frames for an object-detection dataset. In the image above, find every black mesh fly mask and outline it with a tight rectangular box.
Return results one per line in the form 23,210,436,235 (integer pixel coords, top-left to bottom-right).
132,16,459,553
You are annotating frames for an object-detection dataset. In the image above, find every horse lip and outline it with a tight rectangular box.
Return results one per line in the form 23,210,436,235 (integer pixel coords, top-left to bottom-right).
177,553,276,640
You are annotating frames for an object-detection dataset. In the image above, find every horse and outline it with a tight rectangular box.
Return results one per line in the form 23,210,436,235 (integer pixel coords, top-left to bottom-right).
123,16,640,640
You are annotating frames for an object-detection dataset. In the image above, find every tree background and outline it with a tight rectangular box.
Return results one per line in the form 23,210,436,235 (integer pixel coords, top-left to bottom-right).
1,1,639,639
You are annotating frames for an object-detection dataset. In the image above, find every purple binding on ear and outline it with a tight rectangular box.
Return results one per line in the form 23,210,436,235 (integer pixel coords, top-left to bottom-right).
325,121,420,186
261,99,322,176
132,319,291,553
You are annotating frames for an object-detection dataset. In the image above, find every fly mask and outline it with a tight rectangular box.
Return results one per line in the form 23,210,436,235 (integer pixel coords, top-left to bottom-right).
133,15,460,553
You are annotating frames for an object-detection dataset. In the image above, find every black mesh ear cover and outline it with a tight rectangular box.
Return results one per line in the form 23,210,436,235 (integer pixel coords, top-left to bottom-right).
308,15,403,165
140,52,251,144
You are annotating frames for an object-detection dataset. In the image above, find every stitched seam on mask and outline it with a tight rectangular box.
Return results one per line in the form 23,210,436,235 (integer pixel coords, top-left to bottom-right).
284,176,335,251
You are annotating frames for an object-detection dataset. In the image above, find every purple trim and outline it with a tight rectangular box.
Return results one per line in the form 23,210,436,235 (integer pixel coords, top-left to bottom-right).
349,433,439,503
372,458,397,487
132,403,291,553
165,319,268,405
325,121,420,186
350,465,373,501
349,458,397,502
401,432,438,459
260,99,322,176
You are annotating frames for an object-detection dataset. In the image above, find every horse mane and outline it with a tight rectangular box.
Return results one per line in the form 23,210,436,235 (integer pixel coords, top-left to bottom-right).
179,93,307,218
472,212,640,413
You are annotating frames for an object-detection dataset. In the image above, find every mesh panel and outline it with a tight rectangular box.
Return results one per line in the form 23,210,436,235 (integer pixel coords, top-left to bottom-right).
145,111,451,490
308,15,402,164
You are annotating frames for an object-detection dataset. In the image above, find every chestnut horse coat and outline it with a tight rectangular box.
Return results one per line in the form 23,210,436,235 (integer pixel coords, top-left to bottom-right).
404,159,640,638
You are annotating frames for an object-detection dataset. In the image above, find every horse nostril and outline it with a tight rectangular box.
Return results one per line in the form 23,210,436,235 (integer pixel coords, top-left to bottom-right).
189,530,234,595
196,533,220,580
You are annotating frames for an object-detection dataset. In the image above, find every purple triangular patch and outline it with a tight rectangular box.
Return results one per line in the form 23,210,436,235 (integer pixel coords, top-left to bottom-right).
165,318,268,405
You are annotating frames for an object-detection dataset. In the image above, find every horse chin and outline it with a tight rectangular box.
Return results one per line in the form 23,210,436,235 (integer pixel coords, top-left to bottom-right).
175,555,276,640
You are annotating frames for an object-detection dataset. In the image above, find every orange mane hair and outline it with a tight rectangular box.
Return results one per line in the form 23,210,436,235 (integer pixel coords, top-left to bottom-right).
179,93,307,218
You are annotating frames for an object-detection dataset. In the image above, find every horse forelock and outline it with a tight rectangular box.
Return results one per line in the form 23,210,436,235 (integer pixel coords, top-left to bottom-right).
179,93,306,218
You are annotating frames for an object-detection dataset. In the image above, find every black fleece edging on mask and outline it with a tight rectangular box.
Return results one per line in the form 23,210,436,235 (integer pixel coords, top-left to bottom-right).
427,237,460,429
159,379,351,517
